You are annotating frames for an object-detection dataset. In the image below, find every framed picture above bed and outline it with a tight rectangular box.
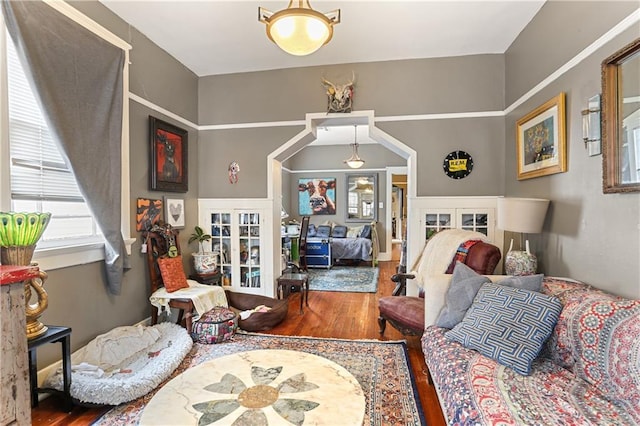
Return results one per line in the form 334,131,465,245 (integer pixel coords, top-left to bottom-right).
346,174,377,222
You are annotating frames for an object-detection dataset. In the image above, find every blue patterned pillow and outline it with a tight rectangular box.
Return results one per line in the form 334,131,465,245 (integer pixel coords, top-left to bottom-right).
445,283,562,375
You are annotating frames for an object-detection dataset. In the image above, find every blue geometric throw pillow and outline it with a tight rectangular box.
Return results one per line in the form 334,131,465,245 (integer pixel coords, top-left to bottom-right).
445,283,562,375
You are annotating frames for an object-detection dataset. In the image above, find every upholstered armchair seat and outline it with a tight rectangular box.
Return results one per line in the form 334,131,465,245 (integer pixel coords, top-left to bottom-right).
378,296,425,335
378,230,501,336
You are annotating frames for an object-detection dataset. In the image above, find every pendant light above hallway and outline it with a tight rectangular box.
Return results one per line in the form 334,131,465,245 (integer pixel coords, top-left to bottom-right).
344,125,365,169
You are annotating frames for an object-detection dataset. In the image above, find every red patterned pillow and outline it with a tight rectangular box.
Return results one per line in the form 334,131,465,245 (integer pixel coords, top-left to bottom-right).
157,256,189,293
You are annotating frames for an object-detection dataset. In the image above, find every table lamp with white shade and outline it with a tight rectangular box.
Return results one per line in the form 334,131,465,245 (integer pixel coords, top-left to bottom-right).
497,197,550,276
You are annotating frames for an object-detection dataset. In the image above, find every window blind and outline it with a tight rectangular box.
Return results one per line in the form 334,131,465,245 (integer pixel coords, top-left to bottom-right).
7,38,83,202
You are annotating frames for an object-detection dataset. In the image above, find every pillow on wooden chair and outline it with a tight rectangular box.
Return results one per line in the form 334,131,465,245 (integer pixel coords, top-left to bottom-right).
157,256,189,292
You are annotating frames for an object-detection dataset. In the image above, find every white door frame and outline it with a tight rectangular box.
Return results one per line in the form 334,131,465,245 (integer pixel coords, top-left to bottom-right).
386,166,408,256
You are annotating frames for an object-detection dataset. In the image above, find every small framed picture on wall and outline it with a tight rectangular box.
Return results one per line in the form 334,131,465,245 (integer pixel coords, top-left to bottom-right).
164,197,185,229
136,198,162,231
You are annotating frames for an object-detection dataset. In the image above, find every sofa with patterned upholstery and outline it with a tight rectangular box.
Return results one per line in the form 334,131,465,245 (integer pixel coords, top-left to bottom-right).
421,275,640,425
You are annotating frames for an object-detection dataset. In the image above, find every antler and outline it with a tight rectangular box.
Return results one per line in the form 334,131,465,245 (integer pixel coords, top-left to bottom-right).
321,75,336,91
347,71,356,86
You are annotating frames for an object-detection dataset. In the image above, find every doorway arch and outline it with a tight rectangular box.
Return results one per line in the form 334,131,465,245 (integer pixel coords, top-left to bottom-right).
266,110,417,294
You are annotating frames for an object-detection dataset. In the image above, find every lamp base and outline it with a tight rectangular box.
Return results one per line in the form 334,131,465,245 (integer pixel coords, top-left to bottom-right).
505,250,537,276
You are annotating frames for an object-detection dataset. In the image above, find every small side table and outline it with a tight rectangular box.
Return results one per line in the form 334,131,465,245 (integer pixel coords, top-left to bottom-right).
189,270,222,286
277,273,309,314
28,326,73,412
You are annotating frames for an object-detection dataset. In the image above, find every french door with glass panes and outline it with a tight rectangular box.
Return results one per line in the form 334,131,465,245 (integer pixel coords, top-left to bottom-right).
205,209,265,295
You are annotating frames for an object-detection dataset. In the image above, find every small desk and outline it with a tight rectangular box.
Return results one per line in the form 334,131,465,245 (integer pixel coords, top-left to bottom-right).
277,273,309,314
28,326,73,412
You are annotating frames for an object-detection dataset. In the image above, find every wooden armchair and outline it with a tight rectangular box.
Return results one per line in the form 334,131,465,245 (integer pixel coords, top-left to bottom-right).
144,225,197,332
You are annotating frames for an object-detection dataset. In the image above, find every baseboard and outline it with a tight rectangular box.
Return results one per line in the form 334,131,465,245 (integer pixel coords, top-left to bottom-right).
35,317,152,391
377,251,391,262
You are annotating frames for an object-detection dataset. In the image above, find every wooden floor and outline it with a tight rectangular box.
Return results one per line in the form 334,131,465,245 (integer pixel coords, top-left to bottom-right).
31,257,446,426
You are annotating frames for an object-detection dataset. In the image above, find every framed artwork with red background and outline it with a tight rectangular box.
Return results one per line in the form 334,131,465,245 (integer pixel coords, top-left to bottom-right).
149,116,188,192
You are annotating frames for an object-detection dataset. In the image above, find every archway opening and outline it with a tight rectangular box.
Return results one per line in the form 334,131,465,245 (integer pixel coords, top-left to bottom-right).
266,110,417,295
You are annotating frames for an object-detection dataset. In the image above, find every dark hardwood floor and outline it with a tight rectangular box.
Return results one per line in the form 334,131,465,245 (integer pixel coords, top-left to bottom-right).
31,257,446,425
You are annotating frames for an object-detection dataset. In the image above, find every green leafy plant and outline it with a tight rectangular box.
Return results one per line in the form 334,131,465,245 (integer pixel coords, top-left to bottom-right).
188,225,211,254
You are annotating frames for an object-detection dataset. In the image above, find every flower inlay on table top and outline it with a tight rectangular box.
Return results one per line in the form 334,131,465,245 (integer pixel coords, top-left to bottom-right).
192,365,319,426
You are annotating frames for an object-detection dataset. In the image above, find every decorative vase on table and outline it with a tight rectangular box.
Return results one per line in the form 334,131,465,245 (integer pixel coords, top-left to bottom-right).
0,212,51,339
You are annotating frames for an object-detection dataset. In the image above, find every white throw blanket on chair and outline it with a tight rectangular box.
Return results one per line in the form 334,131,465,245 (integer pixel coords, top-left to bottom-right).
409,229,489,287
149,280,228,321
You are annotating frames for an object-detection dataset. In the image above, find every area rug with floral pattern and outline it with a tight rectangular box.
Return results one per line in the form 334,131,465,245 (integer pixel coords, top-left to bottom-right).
92,332,425,425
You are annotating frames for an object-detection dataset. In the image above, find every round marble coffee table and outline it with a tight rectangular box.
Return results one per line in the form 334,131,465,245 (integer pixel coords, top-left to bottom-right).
140,349,365,425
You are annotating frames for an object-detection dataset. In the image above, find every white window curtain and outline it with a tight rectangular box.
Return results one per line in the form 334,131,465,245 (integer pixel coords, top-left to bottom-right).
2,1,129,294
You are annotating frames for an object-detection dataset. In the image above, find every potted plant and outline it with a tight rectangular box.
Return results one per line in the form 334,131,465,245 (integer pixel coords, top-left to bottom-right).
188,226,217,274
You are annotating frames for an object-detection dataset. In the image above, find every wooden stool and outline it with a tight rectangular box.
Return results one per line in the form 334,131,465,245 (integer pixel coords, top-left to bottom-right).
277,273,309,314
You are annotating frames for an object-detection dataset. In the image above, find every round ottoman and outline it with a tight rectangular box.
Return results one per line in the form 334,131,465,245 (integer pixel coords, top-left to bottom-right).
190,306,237,344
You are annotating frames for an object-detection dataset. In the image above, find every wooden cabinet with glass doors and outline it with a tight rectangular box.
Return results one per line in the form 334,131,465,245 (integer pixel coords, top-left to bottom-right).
208,210,264,295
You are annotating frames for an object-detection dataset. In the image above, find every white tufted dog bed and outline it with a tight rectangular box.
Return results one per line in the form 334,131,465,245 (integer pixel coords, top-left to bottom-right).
43,322,192,406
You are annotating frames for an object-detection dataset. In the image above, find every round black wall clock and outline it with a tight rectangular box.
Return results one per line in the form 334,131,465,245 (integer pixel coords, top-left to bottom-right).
443,150,474,179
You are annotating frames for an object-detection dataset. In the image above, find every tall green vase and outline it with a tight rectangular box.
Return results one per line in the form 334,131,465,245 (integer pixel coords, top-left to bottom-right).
0,212,52,339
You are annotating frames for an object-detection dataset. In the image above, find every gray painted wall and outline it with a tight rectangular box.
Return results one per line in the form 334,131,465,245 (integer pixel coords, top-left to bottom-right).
33,1,199,367
198,55,505,125
504,1,640,298
197,55,505,200
197,126,301,198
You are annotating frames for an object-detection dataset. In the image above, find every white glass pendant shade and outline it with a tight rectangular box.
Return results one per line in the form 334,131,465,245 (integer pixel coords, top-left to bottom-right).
269,11,330,56
345,151,365,169
344,125,365,168
259,1,340,56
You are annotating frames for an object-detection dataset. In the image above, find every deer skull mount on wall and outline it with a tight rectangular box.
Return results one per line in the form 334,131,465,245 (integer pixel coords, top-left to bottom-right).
321,72,355,113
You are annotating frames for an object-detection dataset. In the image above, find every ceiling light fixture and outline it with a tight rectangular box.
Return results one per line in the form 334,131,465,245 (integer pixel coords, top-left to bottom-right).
258,0,341,56
344,125,365,169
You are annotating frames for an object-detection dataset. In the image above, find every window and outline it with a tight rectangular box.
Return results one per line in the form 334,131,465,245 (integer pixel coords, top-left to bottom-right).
6,35,102,249
1,3,133,272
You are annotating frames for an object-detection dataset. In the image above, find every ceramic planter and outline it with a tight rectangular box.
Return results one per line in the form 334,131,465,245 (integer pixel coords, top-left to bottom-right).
192,252,217,274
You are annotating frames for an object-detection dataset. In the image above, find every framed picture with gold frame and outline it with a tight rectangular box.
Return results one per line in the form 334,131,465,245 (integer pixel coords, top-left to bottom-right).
516,93,567,180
